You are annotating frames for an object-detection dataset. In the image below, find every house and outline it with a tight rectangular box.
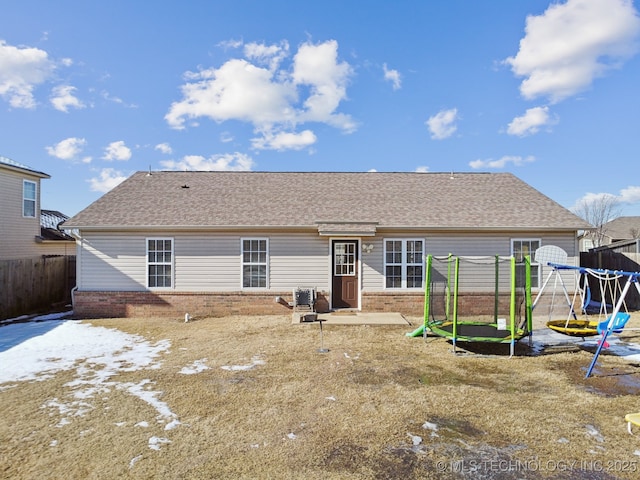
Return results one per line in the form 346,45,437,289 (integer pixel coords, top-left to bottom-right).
599,216,640,244
579,216,640,252
61,171,590,318
0,156,76,319
0,156,76,259
38,210,77,256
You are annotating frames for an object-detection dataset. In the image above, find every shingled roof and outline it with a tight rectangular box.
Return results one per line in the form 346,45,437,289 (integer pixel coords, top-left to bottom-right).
63,171,589,232
601,216,640,241
39,210,75,242
0,155,50,178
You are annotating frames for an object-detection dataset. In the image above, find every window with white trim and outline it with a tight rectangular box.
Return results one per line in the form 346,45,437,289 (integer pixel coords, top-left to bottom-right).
242,238,268,288
147,238,173,288
511,238,540,288
23,180,36,218
384,239,424,289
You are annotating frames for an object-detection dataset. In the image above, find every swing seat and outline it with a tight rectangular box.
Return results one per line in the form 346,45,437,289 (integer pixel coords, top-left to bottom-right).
625,412,640,434
596,312,630,335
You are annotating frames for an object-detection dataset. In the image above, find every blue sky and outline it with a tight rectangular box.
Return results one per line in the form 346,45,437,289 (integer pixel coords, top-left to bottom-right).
1,0,640,218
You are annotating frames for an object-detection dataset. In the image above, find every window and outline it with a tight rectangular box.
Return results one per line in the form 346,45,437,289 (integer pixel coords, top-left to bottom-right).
334,242,356,276
23,180,36,218
511,239,540,288
384,239,424,289
147,238,173,288
242,238,268,288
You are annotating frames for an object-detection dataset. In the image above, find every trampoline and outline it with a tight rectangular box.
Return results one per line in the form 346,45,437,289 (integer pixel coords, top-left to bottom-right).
429,320,528,343
420,254,533,356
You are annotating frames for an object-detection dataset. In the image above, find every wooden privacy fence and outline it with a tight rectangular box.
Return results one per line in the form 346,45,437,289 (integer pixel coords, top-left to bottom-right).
0,255,76,320
580,251,640,310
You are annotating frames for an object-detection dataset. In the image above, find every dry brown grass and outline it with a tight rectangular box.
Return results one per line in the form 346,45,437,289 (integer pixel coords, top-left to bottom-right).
3,313,640,479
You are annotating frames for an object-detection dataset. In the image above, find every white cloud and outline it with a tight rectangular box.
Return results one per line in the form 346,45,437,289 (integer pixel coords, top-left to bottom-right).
469,155,535,169
155,143,172,154
100,90,137,108
218,38,244,50
220,131,234,143
88,168,128,193
292,40,355,131
46,137,88,161
572,186,640,212
415,166,429,173
426,108,459,140
50,85,85,112
383,63,401,90
505,0,640,103
619,185,640,204
251,129,317,151
0,40,56,108
165,58,296,128
244,41,289,71
160,153,254,171
506,106,557,136
165,39,355,150
102,141,132,161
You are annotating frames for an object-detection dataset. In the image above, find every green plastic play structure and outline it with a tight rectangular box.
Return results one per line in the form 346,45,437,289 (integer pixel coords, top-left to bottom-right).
408,254,533,356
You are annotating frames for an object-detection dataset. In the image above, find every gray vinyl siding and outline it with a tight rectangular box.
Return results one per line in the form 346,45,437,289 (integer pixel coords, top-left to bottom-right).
175,234,239,290
269,234,329,290
361,238,384,290
76,230,580,294
78,235,147,290
360,231,580,293
0,169,43,259
428,256,514,293
77,232,330,292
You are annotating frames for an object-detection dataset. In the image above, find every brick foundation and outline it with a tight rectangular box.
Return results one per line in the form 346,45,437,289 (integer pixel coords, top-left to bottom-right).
361,292,425,316
361,292,518,317
73,290,331,318
73,290,524,319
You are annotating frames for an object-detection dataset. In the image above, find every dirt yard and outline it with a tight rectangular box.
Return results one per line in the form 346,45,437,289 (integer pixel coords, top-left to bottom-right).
3,313,640,479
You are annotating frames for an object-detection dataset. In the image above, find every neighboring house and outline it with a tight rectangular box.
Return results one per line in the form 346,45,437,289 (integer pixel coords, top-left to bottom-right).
38,210,77,256
598,216,640,245
0,156,75,260
580,216,640,252
62,171,590,318
1,155,50,260
0,156,75,259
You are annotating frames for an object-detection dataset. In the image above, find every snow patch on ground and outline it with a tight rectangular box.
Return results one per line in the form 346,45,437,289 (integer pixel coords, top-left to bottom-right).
179,358,209,375
0,314,178,450
221,355,265,371
148,436,171,450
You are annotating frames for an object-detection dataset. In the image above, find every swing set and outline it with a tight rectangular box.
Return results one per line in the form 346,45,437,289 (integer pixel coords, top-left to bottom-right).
531,246,640,378
532,246,629,337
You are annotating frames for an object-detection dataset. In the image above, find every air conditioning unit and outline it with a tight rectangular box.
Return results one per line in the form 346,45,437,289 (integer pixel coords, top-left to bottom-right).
293,286,317,322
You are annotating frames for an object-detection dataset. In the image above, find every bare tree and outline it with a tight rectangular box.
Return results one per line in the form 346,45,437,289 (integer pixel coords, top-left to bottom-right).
572,194,622,247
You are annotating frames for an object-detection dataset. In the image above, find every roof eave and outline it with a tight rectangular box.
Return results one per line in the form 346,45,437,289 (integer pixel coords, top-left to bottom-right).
0,163,50,179
63,224,586,233
62,224,321,232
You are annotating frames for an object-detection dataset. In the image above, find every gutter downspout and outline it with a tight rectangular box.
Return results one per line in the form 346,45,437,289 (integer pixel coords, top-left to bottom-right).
62,227,82,313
